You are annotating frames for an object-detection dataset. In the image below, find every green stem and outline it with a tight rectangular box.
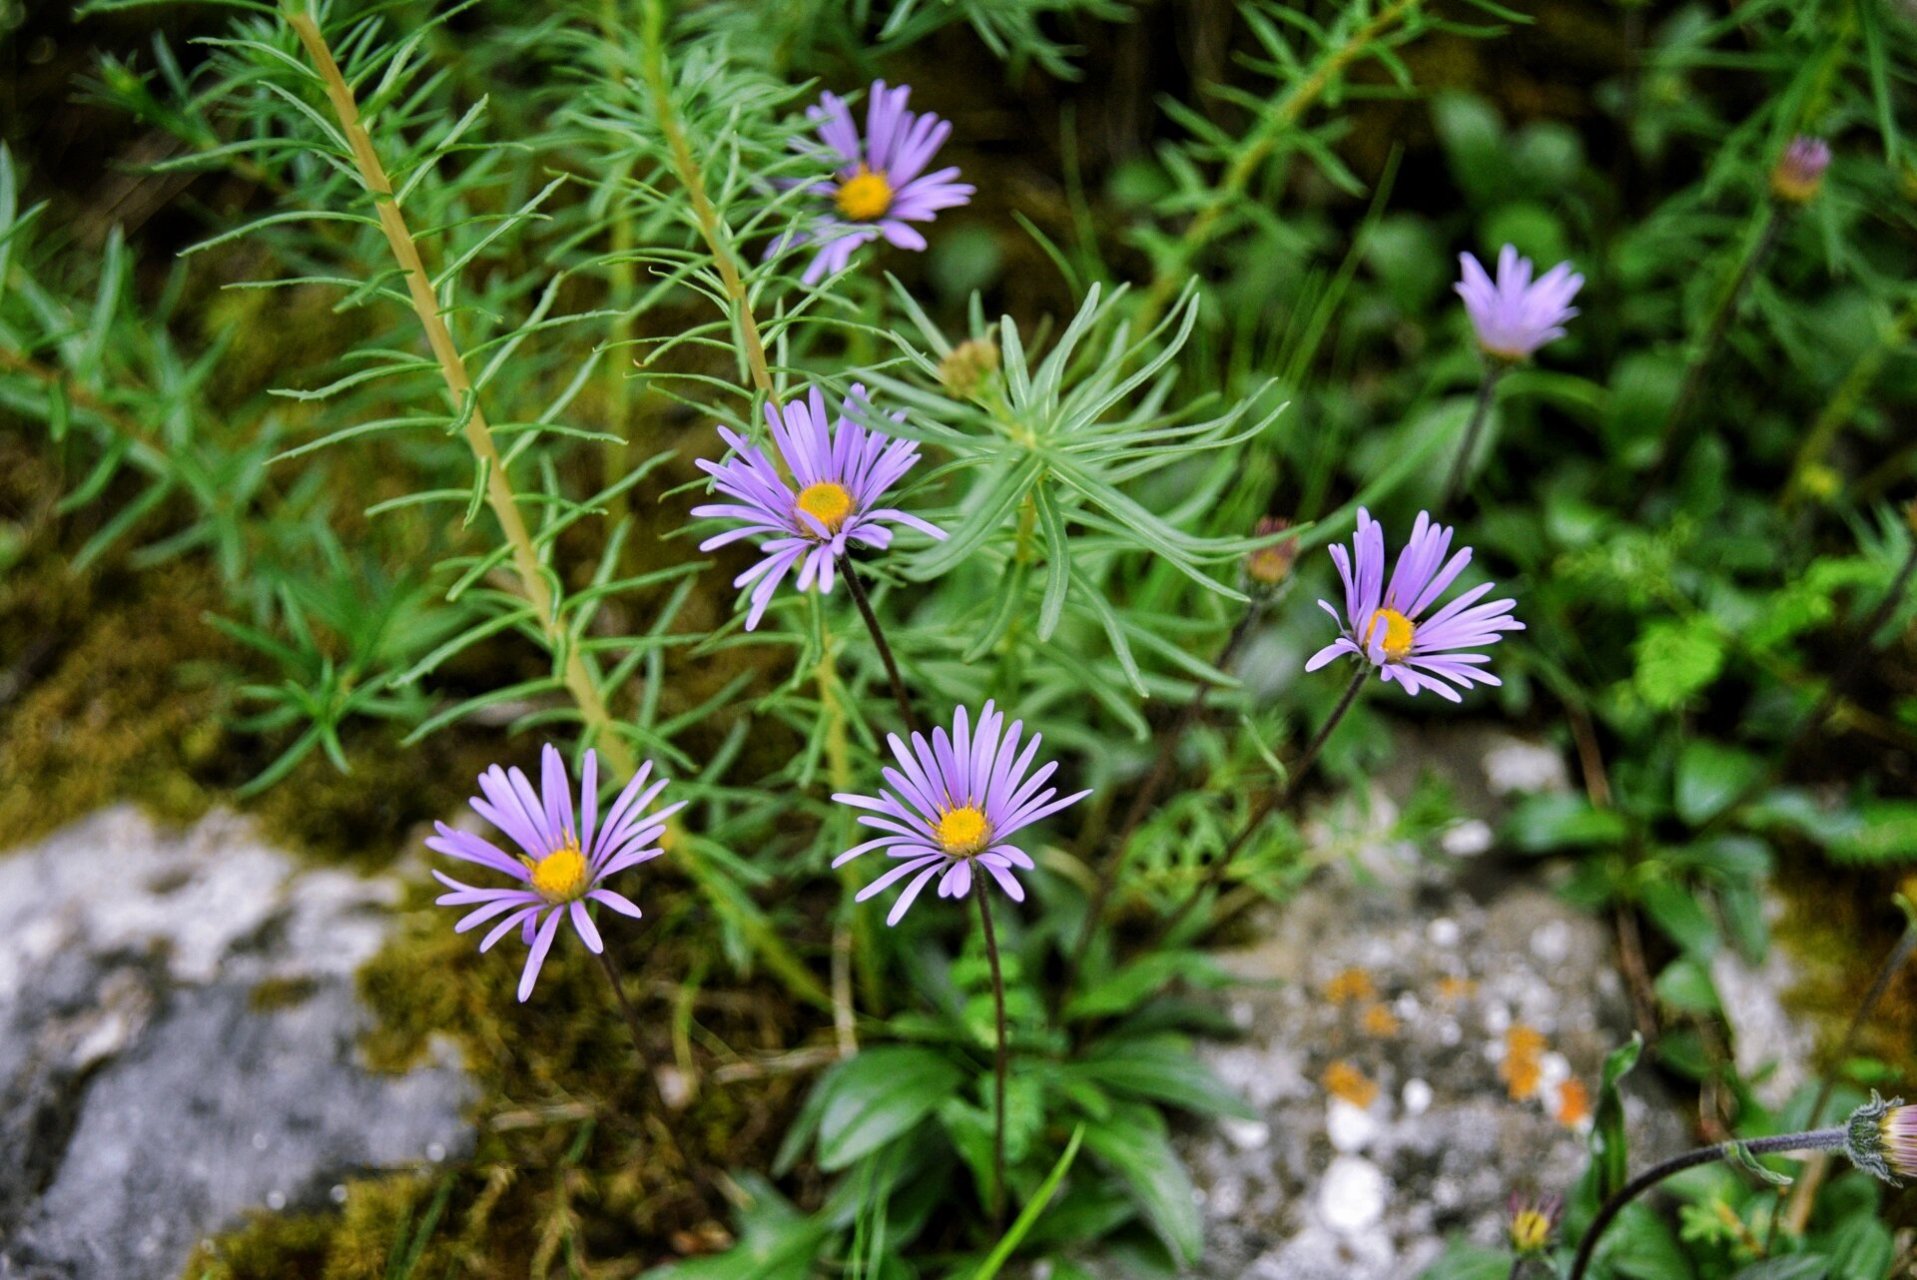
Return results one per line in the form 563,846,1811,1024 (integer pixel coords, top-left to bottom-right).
1062,601,1263,1000
838,554,922,736
1439,362,1506,512
1155,663,1368,945
976,887,1009,1230
286,7,634,777
1643,204,1787,498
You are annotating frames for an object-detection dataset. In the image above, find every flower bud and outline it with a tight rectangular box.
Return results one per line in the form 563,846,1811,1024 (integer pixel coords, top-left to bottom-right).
1844,1091,1917,1185
1771,136,1832,205
1506,1191,1563,1256
1245,517,1299,588
938,338,999,399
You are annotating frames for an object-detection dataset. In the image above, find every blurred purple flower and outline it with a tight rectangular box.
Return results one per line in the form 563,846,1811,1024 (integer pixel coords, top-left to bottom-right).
778,80,973,284
692,384,945,630
832,701,1090,925
1771,135,1832,203
1455,244,1583,361
1305,508,1523,702
430,744,682,1002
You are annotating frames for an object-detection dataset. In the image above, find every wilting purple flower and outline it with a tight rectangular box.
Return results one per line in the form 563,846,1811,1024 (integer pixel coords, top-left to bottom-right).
778,80,973,284
430,745,682,1002
1305,508,1523,702
1771,135,1832,204
1455,245,1584,361
832,701,1090,925
692,384,945,631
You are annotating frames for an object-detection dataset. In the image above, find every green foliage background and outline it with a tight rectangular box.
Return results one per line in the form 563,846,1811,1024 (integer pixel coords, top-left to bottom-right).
2,0,1916,1275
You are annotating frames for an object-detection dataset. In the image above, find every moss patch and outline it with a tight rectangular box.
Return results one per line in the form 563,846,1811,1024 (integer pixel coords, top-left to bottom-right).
185,866,829,1276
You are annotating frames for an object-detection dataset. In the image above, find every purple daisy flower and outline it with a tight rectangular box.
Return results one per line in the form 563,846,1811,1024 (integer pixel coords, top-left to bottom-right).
1304,508,1524,702
780,80,973,285
691,384,946,631
429,744,683,1002
1455,244,1584,362
831,701,1090,925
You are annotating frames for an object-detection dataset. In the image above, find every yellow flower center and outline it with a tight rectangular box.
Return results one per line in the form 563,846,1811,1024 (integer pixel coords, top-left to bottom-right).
1361,607,1416,662
522,838,589,903
835,166,894,221
795,481,854,533
933,804,990,858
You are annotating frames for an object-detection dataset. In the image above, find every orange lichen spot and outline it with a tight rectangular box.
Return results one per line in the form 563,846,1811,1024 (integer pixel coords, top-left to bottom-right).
1322,1059,1379,1109
1555,1079,1592,1128
1324,968,1377,1005
1435,975,1476,1003
1499,1025,1547,1101
1361,1004,1401,1038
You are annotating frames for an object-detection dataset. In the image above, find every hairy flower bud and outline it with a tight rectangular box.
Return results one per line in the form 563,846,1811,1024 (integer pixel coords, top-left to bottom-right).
939,338,1000,399
1245,517,1299,588
1844,1091,1917,1185
1771,136,1832,205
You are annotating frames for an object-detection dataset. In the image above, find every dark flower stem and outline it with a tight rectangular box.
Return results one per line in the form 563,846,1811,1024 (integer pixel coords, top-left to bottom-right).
1643,204,1788,500
1568,1128,1849,1280
976,888,1009,1230
837,554,922,736
1440,362,1507,512
1061,602,1264,1002
594,944,693,1174
1155,663,1369,944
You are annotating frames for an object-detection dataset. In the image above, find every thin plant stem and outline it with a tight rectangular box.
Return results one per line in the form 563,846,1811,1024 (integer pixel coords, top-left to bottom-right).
1062,602,1264,1001
286,8,635,778
976,887,1009,1230
594,944,694,1175
838,554,922,736
1642,204,1787,499
639,0,777,404
1567,1129,1849,1280
1785,298,1917,508
1770,918,1917,1245
1135,0,1421,330
816,617,879,1036
1155,663,1369,945
597,0,638,533
1439,362,1506,512
1810,922,1917,1130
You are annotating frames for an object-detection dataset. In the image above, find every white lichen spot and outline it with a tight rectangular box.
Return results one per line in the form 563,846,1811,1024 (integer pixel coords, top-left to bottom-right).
1441,818,1494,856
1327,1096,1382,1152
1319,1156,1388,1233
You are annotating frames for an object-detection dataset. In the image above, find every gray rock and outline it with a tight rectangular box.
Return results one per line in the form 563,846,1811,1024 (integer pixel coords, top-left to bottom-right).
1085,727,1684,1279
0,806,471,1280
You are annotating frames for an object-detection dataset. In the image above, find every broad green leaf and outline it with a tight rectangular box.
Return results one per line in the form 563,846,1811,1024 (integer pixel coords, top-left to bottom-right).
1506,793,1629,853
1066,1035,1257,1121
816,1046,965,1172
1083,1106,1202,1265
1674,740,1763,826
1591,1034,1642,1200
